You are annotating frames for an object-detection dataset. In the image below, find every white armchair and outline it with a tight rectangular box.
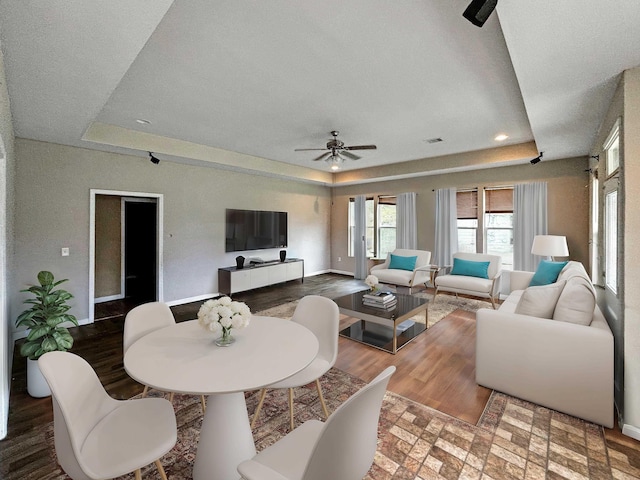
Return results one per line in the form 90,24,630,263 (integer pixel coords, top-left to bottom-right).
369,249,432,292
434,252,502,308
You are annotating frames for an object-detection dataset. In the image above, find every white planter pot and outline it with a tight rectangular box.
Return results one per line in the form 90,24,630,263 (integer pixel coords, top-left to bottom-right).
27,358,51,398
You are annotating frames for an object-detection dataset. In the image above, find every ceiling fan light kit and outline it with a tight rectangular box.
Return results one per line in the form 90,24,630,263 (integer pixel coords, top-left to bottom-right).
295,131,377,170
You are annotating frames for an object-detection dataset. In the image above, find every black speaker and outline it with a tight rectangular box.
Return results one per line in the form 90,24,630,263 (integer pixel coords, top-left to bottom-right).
279,250,286,262
462,0,498,27
236,256,245,269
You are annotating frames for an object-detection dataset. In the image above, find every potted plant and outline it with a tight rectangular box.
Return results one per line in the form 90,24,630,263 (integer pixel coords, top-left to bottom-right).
15,271,78,397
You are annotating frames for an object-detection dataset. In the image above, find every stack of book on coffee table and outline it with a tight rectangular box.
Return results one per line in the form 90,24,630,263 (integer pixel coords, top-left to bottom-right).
362,290,397,310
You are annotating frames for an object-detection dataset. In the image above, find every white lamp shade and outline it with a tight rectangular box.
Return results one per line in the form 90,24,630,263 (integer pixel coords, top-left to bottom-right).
531,235,569,257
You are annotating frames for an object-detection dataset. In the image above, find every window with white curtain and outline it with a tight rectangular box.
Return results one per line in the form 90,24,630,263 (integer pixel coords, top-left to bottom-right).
484,187,514,269
377,196,397,258
456,189,478,253
348,196,397,258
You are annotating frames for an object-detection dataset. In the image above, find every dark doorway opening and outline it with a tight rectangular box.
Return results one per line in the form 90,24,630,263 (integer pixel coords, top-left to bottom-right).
124,200,157,304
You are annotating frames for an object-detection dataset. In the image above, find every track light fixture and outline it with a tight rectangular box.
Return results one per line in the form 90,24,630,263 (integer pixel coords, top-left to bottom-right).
463,0,498,27
149,152,160,165
530,151,543,165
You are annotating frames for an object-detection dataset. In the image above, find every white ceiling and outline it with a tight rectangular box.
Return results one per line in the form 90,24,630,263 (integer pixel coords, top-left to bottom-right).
1,0,639,180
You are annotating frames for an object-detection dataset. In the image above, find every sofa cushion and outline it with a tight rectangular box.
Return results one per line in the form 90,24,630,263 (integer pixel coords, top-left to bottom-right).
553,276,596,326
371,269,413,287
515,280,566,318
435,274,494,294
450,258,490,279
529,260,568,286
388,254,417,271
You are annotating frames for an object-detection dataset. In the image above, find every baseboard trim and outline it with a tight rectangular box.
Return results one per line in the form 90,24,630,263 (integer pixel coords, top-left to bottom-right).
329,268,354,276
94,294,124,304
165,294,220,307
622,423,640,441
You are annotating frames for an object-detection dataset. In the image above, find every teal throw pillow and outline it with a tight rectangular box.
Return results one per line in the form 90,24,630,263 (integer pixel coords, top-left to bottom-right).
529,260,568,286
388,254,417,271
450,258,490,279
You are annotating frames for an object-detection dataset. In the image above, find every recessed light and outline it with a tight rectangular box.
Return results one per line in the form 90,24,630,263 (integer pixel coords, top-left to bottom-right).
135,118,151,125
424,137,443,144
330,164,340,171
494,134,509,142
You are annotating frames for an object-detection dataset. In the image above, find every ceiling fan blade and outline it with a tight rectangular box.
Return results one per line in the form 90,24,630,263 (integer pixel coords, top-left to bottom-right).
312,152,332,161
340,150,361,160
294,148,328,151
344,145,377,150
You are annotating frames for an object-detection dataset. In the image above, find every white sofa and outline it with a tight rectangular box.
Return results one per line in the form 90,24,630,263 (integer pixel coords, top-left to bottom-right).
476,261,614,427
434,252,502,308
369,249,431,291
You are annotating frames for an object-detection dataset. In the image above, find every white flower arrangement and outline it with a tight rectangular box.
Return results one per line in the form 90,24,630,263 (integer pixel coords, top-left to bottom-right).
197,296,251,337
365,274,379,291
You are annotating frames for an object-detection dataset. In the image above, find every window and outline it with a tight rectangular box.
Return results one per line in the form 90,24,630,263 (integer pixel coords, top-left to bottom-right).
484,187,514,269
604,118,620,177
377,196,397,259
456,187,514,269
456,190,478,253
604,189,618,294
348,196,397,258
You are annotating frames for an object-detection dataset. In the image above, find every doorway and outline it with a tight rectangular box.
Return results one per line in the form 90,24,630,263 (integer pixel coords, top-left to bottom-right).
124,199,157,304
89,189,164,324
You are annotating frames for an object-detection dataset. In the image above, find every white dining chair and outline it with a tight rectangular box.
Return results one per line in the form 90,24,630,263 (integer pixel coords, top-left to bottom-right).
124,301,207,413
239,366,395,480
38,351,177,480
251,295,340,430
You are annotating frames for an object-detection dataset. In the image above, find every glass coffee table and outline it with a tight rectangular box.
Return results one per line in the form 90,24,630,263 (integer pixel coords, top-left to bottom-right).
334,290,429,354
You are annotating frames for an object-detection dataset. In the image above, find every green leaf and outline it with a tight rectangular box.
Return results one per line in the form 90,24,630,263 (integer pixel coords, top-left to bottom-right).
41,337,58,353
26,325,52,341
38,271,54,286
19,341,41,359
52,330,73,350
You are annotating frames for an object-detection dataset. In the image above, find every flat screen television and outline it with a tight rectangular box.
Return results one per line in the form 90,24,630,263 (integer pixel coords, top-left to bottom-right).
225,209,288,253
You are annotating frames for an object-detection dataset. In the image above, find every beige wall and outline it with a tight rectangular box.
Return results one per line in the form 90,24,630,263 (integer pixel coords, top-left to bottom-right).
622,67,640,433
95,195,122,298
590,65,640,436
12,139,332,324
0,38,16,440
330,157,590,274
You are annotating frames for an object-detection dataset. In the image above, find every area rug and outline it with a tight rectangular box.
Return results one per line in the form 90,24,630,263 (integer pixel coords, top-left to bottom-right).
8,368,635,480
256,294,493,329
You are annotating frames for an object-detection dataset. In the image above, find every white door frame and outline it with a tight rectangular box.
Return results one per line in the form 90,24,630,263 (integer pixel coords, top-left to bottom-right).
89,189,164,323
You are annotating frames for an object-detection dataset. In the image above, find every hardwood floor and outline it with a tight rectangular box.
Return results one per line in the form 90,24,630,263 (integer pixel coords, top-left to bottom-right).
7,272,635,454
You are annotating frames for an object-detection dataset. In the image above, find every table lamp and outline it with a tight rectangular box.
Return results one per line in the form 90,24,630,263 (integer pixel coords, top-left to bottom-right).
531,235,569,261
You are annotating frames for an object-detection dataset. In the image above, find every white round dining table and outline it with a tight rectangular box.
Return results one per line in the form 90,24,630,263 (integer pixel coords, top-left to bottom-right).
124,316,319,480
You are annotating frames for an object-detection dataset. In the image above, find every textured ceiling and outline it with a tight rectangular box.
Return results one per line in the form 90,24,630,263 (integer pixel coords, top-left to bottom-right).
1,0,639,182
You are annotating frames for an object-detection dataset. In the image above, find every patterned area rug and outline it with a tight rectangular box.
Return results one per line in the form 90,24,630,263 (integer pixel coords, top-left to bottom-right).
8,368,637,480
256,293,493,329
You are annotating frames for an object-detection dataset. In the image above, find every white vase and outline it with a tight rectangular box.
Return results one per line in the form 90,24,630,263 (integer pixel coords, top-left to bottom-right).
27,358,51,398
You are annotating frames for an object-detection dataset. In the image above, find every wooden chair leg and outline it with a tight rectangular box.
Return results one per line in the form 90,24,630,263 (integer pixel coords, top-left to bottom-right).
288,388,295,431
251,389,268,428
169,392,174,403
490,296,497,309
142,385,149,398
155,459,168,480
200,395,207,414
316,379,330,419
134,469,142,480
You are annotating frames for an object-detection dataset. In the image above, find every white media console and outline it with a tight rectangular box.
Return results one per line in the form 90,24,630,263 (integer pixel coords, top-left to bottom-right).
218,258,304,295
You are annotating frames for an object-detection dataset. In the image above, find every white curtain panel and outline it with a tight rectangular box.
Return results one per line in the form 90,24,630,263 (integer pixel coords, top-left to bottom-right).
354,195,368,280
513,182,548,271
433,188,458,266
396,192,417,249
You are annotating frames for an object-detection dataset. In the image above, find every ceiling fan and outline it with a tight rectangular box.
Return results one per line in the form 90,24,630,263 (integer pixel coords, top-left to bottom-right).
295,131,377,170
